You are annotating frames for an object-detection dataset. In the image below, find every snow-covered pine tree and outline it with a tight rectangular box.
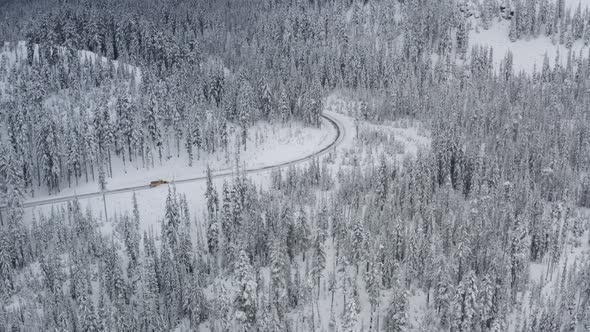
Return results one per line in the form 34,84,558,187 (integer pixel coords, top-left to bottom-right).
376,154,389,209
115,93,137,162
164,185,180,247
78,282,99,332
456,14,469,58
309,230,326,298
509,215,530,300
481,0,493,30
573,2,584,39
269,236,288,320
98,157,107,193
278,85,290,123
185,116,195,166
366,253,383,331
185,271,207,327
140,251,160,329
452,269,478,332
234,249,257,328
64,123,81,187
509,15,519,42
144,89,163,162
351,220,366,275
342,286,358,332
238,78,254,150
39,119,61,193
205,165,219,219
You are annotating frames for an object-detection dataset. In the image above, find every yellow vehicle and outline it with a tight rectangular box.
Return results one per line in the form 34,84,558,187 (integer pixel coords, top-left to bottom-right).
149,179,169,188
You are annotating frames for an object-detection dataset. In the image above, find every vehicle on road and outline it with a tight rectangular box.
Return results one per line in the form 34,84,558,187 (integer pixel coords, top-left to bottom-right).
149,179,169,188
6,112,342,209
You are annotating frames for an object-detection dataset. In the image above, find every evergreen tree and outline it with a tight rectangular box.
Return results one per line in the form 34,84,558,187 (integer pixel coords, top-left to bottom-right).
456,15,469,58
115,93,137,162
278,85,290,123
342,287,358,332
234,250,257,328
78,283,99,332
351,220,366,274
509,216,530,300
309,231,326,298
509,16,519,42
269,237,288,320
164,185,180,247
238,79,254,149
207,221,220,256
144,90,163,162
376,154,389,208
452,270,478,332
366,255,383,331
205,165,218,219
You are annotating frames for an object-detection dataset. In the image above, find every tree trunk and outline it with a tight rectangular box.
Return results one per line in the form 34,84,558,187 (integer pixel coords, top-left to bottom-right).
330,285,335,317
84,158,88,183
317,277,321,299
311,300,315,332
36,160,41,187
376,302,380,331
107,149,113,177
128,138,133,162
369,306,374,332
141,145,145,168
103,193,109,222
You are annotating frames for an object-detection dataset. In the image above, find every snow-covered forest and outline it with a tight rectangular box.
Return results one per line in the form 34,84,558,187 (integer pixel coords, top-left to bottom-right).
1,0,590,331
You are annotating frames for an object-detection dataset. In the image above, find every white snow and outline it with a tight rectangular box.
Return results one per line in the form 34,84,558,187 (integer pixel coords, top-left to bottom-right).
325,91,431,167
468,0,590,73
25,118,337,203
565,0,590,9
470,20,589,73
0,41,141,89
20,92,431,332
23,109,352,232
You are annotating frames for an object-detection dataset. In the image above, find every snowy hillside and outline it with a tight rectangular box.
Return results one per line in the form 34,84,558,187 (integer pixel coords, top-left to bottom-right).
2,1,590,332
469,0,590,72
470,20,589,72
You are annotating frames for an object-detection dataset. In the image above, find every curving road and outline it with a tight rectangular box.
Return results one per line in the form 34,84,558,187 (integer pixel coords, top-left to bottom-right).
4,112,345,210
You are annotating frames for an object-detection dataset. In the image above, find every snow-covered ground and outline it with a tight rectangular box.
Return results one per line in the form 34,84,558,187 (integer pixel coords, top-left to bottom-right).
469,0,590,73
1,42,336,206
564,0,590,8
470,20,588,73
5,2,590,331
0,41,141,82
22,95,428,332
26,118,337,202
22,108,349,231
325,92,430,164
1,42,340,205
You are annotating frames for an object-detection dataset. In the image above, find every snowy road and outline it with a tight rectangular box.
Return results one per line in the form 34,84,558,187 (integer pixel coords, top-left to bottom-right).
2,112,345,210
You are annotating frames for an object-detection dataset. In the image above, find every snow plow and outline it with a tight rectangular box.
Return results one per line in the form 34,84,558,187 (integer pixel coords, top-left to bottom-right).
149,179,169,188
